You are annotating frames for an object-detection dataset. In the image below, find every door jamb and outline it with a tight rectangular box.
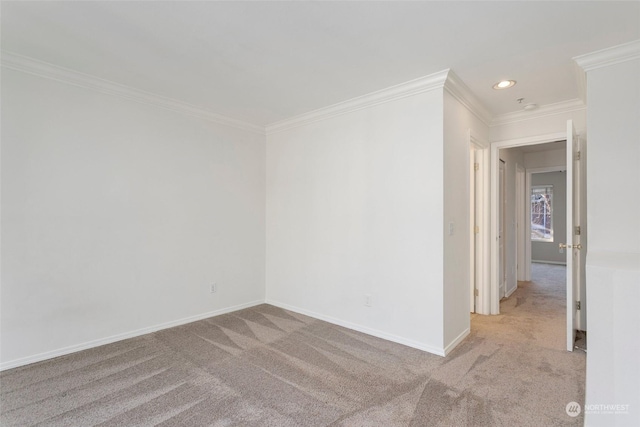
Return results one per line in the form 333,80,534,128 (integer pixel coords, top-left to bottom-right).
515,164,527,282
469,131,490,315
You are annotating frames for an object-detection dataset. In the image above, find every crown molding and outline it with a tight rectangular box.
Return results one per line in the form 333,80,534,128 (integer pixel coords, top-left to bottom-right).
491,98,586,127
266,70,450,135
573,60,587,105
574,39,640,72
1,51,265,135
443,70,492,126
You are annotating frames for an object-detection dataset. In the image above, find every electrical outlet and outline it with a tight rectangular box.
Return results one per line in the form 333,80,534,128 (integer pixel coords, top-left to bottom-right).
365,294,372,307
210,283,217,293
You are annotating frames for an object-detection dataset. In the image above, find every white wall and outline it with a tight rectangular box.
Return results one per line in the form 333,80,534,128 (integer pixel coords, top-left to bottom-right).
266,88,446,354
491,107,586,143
582,55,640,427
531,171,567,265
524,147,566,170
1,69,266,368
443,90,489,347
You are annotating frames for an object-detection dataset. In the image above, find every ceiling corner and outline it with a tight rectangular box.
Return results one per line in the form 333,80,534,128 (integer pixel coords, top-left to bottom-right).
443,70,493,126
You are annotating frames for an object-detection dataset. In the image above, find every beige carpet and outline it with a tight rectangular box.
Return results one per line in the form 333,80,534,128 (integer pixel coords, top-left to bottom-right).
1,264,585,426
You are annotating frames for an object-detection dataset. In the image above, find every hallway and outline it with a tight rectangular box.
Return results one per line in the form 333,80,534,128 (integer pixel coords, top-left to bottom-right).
487,262,569,351
464,262,586,425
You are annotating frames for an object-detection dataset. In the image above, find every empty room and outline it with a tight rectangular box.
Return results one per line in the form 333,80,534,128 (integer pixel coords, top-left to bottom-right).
1,1,638,426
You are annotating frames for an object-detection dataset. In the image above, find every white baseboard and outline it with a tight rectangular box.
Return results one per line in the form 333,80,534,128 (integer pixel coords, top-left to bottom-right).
0,300,264,372
505,285,518,298
265,299,446,357
532,260,567,265
443,327,470,356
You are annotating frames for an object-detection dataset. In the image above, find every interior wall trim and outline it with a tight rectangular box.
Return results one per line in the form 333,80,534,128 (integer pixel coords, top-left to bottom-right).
443,327,470,356
491,98,586,127
574,39,640,72
443,70,492,126
0,300,265,372
0,50,265,135
265,70,450,135
265,299,447,357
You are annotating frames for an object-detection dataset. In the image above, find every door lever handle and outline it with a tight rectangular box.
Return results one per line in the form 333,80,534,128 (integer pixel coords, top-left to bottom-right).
559,243,582,250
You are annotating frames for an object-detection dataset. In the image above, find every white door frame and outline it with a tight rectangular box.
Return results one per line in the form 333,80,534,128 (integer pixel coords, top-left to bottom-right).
489,132,566,314
515,164,527,282
498,159,506,299
469,131,490,315
470,146,476,312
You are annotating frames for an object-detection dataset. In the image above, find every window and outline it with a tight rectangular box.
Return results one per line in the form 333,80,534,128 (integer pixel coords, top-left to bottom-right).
531,185,553,241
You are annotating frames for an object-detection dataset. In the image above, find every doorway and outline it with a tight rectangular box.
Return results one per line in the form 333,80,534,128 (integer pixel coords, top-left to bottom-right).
487,122,586,351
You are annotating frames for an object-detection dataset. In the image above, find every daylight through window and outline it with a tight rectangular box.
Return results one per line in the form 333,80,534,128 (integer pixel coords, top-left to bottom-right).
531,185,553,242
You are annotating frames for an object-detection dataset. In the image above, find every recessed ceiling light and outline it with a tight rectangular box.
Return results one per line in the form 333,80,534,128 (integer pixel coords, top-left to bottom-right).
493,80,516,90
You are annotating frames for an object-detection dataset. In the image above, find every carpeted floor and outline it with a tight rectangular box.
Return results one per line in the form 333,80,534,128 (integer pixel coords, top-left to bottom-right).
1,263,585,426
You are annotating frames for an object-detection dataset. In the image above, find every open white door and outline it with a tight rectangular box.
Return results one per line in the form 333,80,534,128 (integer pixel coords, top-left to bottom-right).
564,120,581,351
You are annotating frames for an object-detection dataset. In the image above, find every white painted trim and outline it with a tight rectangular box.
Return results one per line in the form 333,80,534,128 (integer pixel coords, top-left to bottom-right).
443,328,470,356
491,99,585,127
524,171,533,281
469,144,476,313
0,51,265,135
0,300,264,371
479,147,491,314
444,70,492,126
516,164,526,282
490,152,507,313
265,299,446,357
469,131,490,315
265,69,450,134
574,39,640,72
492,132,567,148
505,285,518,298
573,61,587,105
565,120,576,351
532,260,567,266
470,132,490,149
528,166,567,174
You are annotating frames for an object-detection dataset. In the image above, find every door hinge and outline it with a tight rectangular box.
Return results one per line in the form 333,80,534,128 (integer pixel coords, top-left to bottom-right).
474,163,479,171
575,226,581,235
576,301,581,310
575,151,581,161
474,289,479,296
474,226,480,234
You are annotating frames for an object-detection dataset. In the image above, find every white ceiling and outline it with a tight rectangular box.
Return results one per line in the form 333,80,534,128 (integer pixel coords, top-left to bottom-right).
2,1,639,127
